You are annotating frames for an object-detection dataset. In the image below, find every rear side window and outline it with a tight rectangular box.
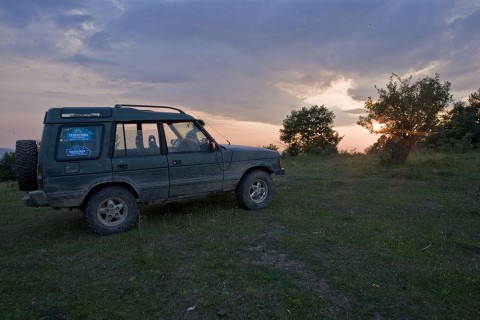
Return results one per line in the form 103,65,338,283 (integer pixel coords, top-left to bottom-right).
56,125,103,161
114,123,160,157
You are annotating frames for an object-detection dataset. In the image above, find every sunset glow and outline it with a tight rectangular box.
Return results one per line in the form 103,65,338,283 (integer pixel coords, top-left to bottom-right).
0,1,478,152
372,122,384,133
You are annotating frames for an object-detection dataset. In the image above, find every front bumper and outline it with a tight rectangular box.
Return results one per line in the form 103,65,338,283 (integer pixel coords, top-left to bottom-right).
274,168,286,176
23,190,49,207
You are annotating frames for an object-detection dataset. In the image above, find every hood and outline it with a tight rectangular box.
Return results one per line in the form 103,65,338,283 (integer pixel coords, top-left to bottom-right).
219,144,280,161
220,144,267,151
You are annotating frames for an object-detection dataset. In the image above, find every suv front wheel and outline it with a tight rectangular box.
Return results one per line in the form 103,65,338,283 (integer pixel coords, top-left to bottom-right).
236,170,274,211
85,186,138,235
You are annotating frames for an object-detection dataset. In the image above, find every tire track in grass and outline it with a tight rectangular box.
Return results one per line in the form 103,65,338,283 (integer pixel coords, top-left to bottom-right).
243,224,354,317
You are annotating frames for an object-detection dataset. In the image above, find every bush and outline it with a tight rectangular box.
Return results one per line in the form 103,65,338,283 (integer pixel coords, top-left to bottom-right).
0,152,15,181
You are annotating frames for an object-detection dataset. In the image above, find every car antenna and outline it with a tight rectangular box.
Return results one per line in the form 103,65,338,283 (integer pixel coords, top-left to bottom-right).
202,120,231,145
189,110,231,145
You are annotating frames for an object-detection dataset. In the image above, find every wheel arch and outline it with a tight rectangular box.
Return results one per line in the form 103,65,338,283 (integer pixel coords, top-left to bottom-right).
238,165,273,186
82,182,139,208
244,165,273,175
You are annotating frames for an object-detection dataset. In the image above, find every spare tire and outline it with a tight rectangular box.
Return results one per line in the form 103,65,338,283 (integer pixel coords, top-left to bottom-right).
15,140,38,191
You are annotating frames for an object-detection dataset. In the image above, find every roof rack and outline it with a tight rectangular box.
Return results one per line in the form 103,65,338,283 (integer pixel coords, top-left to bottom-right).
114,104,186,114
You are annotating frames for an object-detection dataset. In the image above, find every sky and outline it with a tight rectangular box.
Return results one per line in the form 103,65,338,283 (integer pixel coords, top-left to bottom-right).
0,0,479,152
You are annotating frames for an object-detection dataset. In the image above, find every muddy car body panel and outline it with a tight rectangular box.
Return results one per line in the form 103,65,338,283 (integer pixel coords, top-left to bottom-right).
17,104,285,234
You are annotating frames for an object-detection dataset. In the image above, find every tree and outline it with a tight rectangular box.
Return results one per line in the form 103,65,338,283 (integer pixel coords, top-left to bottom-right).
280,105,342,156
262,144,279,151
427,88,480,151
364,135,395,154
358,73,452,164
0,152,15,181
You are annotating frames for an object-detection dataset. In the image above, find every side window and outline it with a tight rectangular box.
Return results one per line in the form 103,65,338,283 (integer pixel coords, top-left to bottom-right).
56,125,103,161
114,123,160,157
163,121,210,153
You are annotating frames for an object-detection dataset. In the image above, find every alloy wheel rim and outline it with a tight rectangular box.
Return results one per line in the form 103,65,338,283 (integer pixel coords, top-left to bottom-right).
97,197,128,227
249,179,268,203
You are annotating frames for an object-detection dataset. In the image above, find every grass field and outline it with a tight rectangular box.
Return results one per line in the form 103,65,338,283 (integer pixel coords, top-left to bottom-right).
1,152,479,319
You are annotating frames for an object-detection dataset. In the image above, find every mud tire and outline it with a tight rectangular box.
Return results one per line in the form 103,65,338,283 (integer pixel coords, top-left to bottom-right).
15,140,38,191
85,186,138,235
236,170,274,210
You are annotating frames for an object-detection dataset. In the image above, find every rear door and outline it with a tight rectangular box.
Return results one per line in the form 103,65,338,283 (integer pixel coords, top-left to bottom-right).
162,121,224,198
42,123,112,205
111,122,169,202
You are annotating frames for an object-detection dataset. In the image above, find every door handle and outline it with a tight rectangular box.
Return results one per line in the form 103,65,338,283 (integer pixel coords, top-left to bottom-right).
117,164,128,169
172,160,182,165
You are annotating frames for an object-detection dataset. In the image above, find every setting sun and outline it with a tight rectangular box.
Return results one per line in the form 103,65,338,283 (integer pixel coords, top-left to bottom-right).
372,122,384,132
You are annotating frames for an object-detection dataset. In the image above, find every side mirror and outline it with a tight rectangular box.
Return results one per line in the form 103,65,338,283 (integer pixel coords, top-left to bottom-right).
210,141,217,151
198,119,205,126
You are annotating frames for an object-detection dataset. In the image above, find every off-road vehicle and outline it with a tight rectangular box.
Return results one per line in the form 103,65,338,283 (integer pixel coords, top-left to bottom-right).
16,104,285,235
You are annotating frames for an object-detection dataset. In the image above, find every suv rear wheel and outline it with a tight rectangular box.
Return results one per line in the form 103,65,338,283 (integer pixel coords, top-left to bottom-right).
85,186,138,235
15,140,38,191
236,170,274,210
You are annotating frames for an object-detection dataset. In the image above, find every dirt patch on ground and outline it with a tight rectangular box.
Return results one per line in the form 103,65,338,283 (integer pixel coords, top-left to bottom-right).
243,224,353,317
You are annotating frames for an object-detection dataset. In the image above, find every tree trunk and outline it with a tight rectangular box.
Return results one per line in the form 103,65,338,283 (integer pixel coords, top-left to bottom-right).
389,136,414,164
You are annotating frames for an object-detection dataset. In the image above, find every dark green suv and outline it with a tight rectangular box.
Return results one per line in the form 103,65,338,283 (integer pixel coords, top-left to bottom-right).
16,105,285,235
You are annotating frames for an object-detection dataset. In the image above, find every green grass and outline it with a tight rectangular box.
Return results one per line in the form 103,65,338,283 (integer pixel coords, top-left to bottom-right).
1,152,479,319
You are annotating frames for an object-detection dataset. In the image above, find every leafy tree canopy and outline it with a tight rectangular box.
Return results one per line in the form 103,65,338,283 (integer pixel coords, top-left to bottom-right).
262,144,279,151
426,88,480,151
358,73,452,164
280,105,342,156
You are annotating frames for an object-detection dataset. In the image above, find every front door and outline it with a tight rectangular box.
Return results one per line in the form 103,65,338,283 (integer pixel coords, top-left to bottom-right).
163,121,224,198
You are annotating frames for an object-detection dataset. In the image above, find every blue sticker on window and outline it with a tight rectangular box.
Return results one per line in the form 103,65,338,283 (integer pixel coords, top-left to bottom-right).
66,145,91,157
66,128,94,141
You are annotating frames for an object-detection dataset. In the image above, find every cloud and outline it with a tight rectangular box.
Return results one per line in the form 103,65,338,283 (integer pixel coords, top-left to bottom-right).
0,0,479,149
344,108,366,115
